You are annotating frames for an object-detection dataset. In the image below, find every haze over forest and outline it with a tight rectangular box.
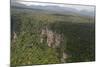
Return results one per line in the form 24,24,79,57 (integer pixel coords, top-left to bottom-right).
11,0,95,17
11,1,95,66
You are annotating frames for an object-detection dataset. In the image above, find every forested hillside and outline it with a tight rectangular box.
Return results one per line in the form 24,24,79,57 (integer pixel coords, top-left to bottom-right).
11,6,95,66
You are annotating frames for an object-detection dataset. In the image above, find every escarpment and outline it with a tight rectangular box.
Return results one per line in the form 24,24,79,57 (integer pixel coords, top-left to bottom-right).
40,26,68,63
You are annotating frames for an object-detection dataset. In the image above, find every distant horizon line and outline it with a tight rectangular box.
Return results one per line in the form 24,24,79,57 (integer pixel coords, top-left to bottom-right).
11,0,95,7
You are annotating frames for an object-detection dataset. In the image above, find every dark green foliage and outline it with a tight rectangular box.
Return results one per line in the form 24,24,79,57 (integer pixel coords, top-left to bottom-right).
11,7,95,66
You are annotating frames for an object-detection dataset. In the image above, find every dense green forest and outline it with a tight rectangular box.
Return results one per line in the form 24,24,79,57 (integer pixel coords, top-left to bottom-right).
11,7,95,66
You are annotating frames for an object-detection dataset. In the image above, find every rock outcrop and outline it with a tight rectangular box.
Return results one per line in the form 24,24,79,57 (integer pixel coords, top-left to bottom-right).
40,26,68,63
40,27,63,48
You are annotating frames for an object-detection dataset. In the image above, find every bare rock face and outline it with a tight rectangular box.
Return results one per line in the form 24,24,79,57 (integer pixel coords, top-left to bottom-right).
12,32,17,43
13,32,17,39
46,29,55,47
60,52,68,63
61,58,66,63
40,29,47,43
40,27,63,48
40,26,68,63
62,52,68,59
55,33,62,48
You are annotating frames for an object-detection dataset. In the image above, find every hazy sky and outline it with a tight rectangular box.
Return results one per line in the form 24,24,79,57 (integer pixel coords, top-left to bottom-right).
11,0,95,12
12,0,95,5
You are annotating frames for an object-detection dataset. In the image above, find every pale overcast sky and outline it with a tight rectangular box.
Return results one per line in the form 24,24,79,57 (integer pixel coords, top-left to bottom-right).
15,1,94,11
11,0,95,11
12,0,95,5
